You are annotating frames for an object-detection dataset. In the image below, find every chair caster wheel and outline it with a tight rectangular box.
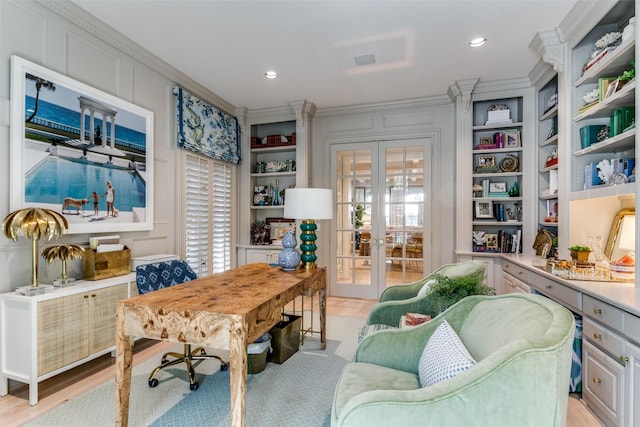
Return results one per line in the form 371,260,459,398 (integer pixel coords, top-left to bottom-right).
148,378,159,388
220,364,229,371
190,382,199,391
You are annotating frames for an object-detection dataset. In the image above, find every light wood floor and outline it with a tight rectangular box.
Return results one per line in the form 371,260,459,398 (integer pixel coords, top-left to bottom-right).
1,296,602,427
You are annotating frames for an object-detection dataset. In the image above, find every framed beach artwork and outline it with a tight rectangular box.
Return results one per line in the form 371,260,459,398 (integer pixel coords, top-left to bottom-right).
10,56,154,234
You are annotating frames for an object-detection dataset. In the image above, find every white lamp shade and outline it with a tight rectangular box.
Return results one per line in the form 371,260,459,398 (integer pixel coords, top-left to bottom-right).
284,188,333,220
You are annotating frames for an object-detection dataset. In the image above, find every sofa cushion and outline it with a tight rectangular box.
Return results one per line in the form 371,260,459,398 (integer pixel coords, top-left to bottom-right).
333,362,420,419
418,320,476,387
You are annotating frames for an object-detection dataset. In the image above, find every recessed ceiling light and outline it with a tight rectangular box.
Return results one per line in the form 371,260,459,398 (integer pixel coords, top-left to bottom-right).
469,37,487,47
264,71,278,79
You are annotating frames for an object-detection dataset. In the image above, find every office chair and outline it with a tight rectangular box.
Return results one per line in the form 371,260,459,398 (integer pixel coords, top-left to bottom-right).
136,260,228,391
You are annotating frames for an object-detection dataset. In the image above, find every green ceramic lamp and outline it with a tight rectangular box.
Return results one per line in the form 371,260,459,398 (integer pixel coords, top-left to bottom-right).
284,188,333,270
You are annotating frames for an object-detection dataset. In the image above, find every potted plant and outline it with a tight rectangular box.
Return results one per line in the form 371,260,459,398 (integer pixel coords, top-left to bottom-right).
569,245,591,262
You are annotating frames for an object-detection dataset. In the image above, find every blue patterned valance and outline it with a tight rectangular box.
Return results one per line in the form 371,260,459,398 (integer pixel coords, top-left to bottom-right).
173,86,240,164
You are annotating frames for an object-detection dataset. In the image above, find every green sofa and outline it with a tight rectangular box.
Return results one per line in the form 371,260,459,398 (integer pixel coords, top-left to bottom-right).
332,294,575,427
366,260,486,327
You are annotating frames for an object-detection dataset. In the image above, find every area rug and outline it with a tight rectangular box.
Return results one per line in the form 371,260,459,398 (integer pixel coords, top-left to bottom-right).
25,314,364,427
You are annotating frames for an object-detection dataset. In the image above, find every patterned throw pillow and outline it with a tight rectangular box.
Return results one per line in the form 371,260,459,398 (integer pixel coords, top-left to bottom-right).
418,320,476,387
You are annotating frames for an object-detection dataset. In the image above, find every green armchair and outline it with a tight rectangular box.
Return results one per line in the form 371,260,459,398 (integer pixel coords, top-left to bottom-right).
332,293,575,427
366,260,486,327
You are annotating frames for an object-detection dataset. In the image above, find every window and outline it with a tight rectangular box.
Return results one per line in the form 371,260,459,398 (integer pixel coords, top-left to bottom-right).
184,152,233,276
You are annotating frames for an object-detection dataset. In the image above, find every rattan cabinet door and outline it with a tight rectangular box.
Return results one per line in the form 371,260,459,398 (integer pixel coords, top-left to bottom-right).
37,293,90,376
88,284,128,353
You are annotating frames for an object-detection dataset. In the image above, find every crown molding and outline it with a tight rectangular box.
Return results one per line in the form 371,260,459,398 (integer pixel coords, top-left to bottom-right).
36,0,237,116
314,94,451,118
529,28,565,72
559,0,618,49
448,78,479,111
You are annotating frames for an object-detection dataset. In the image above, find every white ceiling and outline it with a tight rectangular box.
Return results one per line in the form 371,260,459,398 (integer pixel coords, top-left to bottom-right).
70,0,577,110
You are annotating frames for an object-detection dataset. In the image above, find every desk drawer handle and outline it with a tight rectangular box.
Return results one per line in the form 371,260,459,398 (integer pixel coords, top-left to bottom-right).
592,377,602,384
619,356,629,363
84,295,89,299
593,308,602,315
546,285,552,290
593,333,601,340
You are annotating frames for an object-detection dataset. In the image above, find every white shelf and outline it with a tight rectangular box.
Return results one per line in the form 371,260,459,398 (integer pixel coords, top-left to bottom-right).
251,171,296,178
540,164,559,173
573,79,635,122
473,197,522,202
250,145,296,153
573,128,635,156
472,121,523,131
539,193,559,200
472,147,523,154
472,172,522,178
574,38,635,87
539,222,559,227
251,205,285,210
569,182,635,201
540,134,558,147
540,105,558,121
472,221,523,226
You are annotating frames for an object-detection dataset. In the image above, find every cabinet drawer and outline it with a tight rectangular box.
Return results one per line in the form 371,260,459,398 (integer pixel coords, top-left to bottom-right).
583,317,625,360
624,312,640,345
530,273,581,311
502,261,529,282
583,340,623,427
583,295,623,332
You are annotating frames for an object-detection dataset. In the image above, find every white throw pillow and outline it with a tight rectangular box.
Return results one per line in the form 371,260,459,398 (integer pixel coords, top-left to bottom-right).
418,320,476,387
416,278,439,297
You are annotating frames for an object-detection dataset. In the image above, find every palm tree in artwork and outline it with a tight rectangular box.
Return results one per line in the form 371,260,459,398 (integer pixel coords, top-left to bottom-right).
25,73,56,123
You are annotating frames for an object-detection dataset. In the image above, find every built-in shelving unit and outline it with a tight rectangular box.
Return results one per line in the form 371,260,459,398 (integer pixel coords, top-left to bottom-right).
470,96,526,254
536,75,560,244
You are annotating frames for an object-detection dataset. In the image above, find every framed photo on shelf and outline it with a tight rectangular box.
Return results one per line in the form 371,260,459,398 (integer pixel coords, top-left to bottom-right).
475,201,494,219
477,155,496,168
485,233,498,250
505,131,521,147
266,217,296,243
489,182,507,193
479,137,493,146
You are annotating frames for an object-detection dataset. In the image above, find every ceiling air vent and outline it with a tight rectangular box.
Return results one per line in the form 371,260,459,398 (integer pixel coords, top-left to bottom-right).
354,53,376,66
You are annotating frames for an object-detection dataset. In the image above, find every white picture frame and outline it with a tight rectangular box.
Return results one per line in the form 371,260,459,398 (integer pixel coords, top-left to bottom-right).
10,55,154,234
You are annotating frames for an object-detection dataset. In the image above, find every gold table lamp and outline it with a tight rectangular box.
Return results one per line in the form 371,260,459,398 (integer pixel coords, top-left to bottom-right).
42,244,85,287
2,208,68,294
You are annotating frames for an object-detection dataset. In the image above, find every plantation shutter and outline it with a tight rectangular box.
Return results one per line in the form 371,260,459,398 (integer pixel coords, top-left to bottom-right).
211,161,232,272
185,152,232,276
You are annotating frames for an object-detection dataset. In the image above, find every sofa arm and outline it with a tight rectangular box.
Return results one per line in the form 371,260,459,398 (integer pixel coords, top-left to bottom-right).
366,295,439,327
379,277,430,302
356,322,438,373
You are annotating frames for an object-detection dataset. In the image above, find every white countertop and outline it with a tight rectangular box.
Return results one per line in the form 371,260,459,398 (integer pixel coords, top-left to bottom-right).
503,254,639,317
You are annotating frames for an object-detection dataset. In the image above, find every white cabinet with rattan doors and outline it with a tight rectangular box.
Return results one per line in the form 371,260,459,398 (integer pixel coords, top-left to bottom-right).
0,273,134,405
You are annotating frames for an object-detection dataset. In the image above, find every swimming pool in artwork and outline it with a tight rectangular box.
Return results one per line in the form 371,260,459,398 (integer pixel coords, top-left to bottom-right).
25,156,145,211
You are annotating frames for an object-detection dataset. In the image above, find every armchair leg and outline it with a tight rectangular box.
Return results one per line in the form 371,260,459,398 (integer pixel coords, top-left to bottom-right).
147,344,228,391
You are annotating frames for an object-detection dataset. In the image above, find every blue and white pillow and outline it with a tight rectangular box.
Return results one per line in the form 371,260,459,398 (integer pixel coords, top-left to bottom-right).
418,320,476,387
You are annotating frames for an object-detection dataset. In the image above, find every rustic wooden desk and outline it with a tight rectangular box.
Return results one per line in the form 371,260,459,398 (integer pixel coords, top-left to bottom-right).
115,263,327,427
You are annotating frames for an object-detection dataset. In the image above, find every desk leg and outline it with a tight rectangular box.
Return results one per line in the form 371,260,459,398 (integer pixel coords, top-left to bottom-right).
115,306,134,427
229,318,248,427
319,285,326,350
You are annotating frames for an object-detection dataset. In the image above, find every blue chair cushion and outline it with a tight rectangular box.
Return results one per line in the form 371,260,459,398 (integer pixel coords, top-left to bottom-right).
136,260,197,294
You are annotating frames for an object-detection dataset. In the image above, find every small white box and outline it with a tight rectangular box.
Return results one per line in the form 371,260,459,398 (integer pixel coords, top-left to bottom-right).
130,254,179,271
487,109,510,123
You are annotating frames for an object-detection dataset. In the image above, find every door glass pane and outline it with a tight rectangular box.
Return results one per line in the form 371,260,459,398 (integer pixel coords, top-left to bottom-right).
383,146,425,286
335,149,372,287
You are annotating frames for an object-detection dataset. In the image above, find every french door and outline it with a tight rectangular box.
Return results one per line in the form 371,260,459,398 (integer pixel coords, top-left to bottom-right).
331,138,431,299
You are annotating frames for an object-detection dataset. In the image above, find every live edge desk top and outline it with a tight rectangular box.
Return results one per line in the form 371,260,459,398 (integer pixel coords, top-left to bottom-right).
115,263,327,427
